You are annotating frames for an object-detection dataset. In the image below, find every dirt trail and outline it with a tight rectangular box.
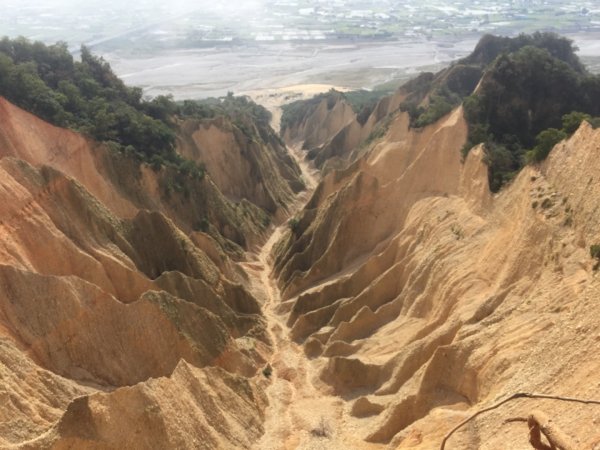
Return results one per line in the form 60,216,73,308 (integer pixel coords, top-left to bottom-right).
241,145,380,450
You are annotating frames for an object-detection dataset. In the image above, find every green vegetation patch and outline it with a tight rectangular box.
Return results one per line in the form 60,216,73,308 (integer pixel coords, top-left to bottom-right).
591,244,600,271
525,128,567,164
0,37,273,182
457,33,600,192
400,65,482,129
0,37,176,162
180,92,272,130
342,89,391,126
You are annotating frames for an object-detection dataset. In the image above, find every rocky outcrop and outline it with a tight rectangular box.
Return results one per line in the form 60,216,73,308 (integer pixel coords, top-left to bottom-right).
178,116,304,219
283,93,356,151
281,90,406,171
0,337,92,448
275,107,469,299
0,97,268,252
272,106,600,448
0,98,273,448
22,362,267,450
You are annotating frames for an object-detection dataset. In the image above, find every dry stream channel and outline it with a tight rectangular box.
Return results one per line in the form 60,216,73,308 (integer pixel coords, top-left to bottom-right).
241,146,382,450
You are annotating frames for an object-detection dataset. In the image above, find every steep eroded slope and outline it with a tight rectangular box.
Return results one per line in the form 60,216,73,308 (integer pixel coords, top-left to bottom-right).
272,107,600,448
0,98,280,449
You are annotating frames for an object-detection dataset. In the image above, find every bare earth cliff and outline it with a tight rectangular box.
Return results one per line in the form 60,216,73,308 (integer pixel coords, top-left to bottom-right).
1,75,600,449
0,96,303,449
270,102,600,448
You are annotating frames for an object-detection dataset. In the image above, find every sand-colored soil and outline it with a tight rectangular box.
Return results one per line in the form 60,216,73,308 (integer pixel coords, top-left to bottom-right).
243,84,352,133
239,144,385,450
2,82,600,450
271,102,600,449
0,97,276,448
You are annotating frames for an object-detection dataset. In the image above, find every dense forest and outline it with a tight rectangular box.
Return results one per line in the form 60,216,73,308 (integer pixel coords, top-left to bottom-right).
0,37,272,179
0,38,176,159
401,32,600,191
461,41,600,190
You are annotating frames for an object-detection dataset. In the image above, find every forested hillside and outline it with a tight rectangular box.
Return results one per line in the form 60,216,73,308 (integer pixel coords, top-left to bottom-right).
0,37,277,180
401,32,600,190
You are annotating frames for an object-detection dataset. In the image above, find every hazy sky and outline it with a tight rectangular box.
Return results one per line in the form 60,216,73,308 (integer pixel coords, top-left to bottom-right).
3,0,268,16
4,0,599,48
1,0,277,44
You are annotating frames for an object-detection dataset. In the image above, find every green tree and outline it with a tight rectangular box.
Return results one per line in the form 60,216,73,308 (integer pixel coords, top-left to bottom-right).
562,111,591,135
527,128,567,163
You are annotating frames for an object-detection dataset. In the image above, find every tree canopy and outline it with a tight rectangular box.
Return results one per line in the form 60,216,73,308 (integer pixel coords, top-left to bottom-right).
0,37,179,162
461,36,600,190
0,37,275,181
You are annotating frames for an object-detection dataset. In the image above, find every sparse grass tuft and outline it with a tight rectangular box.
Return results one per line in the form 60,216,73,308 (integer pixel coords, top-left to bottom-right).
451,224,465,240
288,217,300,233
262,364,272,378
541,198,553,209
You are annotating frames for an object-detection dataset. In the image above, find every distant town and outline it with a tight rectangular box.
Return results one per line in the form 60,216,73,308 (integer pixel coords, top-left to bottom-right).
3,0,599,98
2,0,599,51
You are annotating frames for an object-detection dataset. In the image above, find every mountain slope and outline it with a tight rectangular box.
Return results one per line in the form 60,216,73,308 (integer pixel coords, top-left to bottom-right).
271,102,600,447
178,114,303,219
0,96,268,253
281,90,405,171
3,32,600,450
0,95,295,448
0,39,307,447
